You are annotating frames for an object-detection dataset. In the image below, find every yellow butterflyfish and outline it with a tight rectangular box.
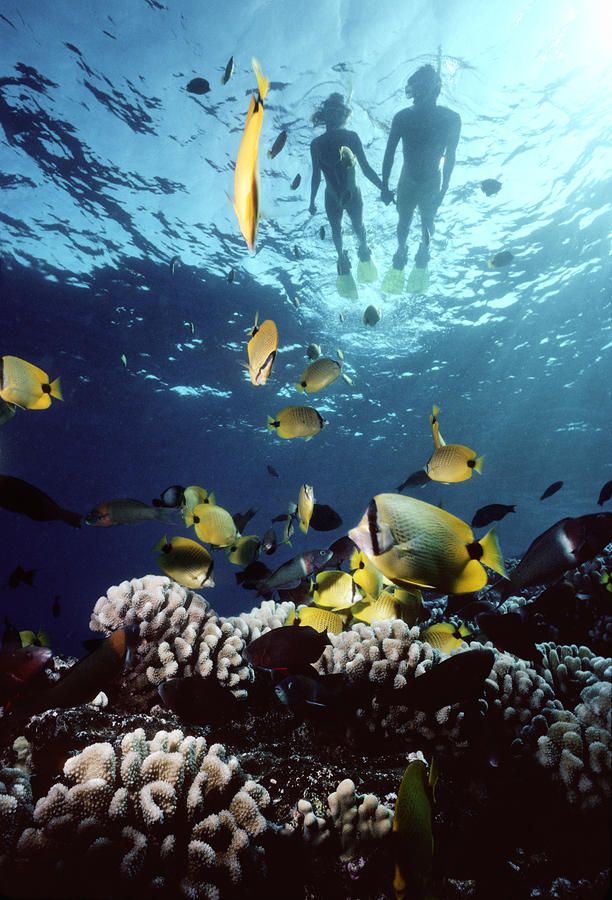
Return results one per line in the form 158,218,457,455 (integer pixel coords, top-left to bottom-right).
233,59,269,251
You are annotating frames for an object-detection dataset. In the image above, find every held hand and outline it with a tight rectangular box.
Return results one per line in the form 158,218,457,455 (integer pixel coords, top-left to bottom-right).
308,202,316,216
380,187,395,206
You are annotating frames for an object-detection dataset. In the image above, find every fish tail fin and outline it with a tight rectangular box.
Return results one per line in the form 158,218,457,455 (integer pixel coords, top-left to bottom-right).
479,528,508,578
156,507,181,524
252,58,269,100
50,378,63,401
431,404,439,421
61,508,82,528
474,455,485,474
300,521,308,535
153,535,168,552
267,416,278,432
295,382,305,393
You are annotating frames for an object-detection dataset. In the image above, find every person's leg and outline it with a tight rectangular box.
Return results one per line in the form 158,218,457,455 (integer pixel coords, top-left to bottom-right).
394,168,418,269
415,174,441,267
324,187,344,263
345,188,369,259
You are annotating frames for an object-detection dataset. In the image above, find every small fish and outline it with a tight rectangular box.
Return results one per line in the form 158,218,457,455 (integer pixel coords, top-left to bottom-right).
397,469,429,491
297,484,315,535
426,444,484,483
540,480,563,500
0,398,17,426
421,621,472,654
327,534,357,568
310,503,342,532
86,498,177,527
120,354,127,367
480,179,502,196
267,406,326,440
363,305,381,327
227,268,235,284
282,504,296,545
319,226,326,240
267,129,287,159
233,59,269,251
186,321,195,334
51,595,61,618
226,535,261,567
275,673,344,710
19,628,50,648
186,77,210,95
261,527,277,555
339,312,345,323
232,507,257,533
350,549,383,598
8,566,36,589
245,624,330,670
152,485,185,509
341,372,353,385
312,570,357,610
293,245,301,260
296,606,344,635
169,255,181,274
350,591,398,624
292,295,300,308
290,174,301,190
471,503,515,528
155,534,215,589
392,759,434,900
191,503,238,547
266,464,279,478
339,145,356,167
0,475,81,528
246,314,278,386
159,675,243,725
488,250,513,268
295,358,341,394
259,548,333,592
221,55,234,85
0,356,62,410
598,480,612,506
183,486,216,517
306,343,322,360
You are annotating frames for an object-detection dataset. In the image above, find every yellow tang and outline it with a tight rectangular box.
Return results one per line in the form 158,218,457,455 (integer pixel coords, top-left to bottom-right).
226,535,261,566
154,534,215,589
267,406,326,440
421,621,472,654
297,483,315,534
350,548,383,598
233,59,269,251
348,493,508,594
429,404,446,448
392,759,433,900
183,486,216,524
247,316,278,386
350,590,398,624
295,358,342,394
426,444,484,483
0,356,63,410
297,606,344,635
312,570,356,610
192,503,237,547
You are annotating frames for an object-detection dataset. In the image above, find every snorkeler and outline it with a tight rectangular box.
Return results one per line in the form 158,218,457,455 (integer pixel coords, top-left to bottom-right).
380,64,461,294
309,93,383,298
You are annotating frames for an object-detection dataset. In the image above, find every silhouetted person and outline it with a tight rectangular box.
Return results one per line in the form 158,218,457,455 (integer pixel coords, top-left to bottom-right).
381,64,461,294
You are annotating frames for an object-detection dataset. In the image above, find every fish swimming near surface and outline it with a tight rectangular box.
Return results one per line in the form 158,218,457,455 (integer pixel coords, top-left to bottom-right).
245,624,330,670
397,469,429,491
319,226,326,240
152,485,186,509
267,129,287,159
295,358,341,394
349,493,507,594
488,250,514,268
221,55,234,85
290,173,301,190
246,316,278,386
227,268,236,284
0,397,16,425
186,77,210,94
363,305,381,326
267,464,279,478
267,406,326,440
169,255,181,274
155,535,215,589
233,58,269,251
8,565,36,589
540,480,563,500
0,356,62,410
597,480,612,506
258,548,333,592
86,498,177,527
0,475,81,528
310,503,342,532
480,178,502,196
158,676,243,725
471,503,515,528
306,343,322,360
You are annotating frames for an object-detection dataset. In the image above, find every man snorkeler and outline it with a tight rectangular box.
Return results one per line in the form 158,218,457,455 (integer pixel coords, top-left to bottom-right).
309,93,383,298
380,63,461,294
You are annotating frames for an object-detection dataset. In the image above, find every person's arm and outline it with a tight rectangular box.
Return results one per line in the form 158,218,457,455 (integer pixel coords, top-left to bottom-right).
382,114,401,194
309,142,321,214
351,134,383,191
438,112,461,205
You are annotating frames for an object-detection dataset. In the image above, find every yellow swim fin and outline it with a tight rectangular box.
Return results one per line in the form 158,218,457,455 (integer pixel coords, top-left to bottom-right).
357,257,378,284
382,267,405,295
336,272,358,299
406,264,429,294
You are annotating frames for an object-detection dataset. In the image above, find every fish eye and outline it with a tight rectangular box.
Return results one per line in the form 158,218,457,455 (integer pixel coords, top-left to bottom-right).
319,550,328,557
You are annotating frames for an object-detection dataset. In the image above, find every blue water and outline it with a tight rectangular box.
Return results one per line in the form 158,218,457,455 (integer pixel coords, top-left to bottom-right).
1,0,611,654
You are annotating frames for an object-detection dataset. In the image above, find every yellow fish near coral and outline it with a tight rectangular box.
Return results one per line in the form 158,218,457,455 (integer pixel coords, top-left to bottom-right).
154,535,215,589
295,358,342,394
0,355,62,410
349,549,383,598
297,606,344,635
246,314,278,386
312,570,357,610
233,59,269,251
392,759,435,900
267,406,326,440
349,493,507,594
421,621,472,654
191,503,237,548
350,590,398,624
297,483,315,534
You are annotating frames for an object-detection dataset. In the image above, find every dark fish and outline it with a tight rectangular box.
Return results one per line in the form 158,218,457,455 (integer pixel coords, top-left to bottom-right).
507,513,612,591
86,498,178,526
236,561,271,589
445,595,496,619
0,643,52,706
290,173,301,190
480,179,502,196
397,469,429,491
540,481,563,500
0,474,81,528
275,672,346,709
471,503,515,529
267,129,287,160
310,503,343,532
186,77,210,95
385,648,495,712
152,484,185,509
221,55,234,86
227,268,235,284
51,595,61,618
259,549,333,592
326,535,356,568
293,245,301,259
169,255,181,274
277,581,312,607
261,527,277,555
476,611,541,660
8,565,36,589
245,624,330,670
267,464,279,477
319,226,326,240
489,250,513,268
158,675,243,725
597,480,612,506
232,506,257,533
363,305,380,326
271,513,288,523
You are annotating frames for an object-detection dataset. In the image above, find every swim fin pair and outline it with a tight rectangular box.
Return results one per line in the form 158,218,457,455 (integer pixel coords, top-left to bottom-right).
382,246,429,295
